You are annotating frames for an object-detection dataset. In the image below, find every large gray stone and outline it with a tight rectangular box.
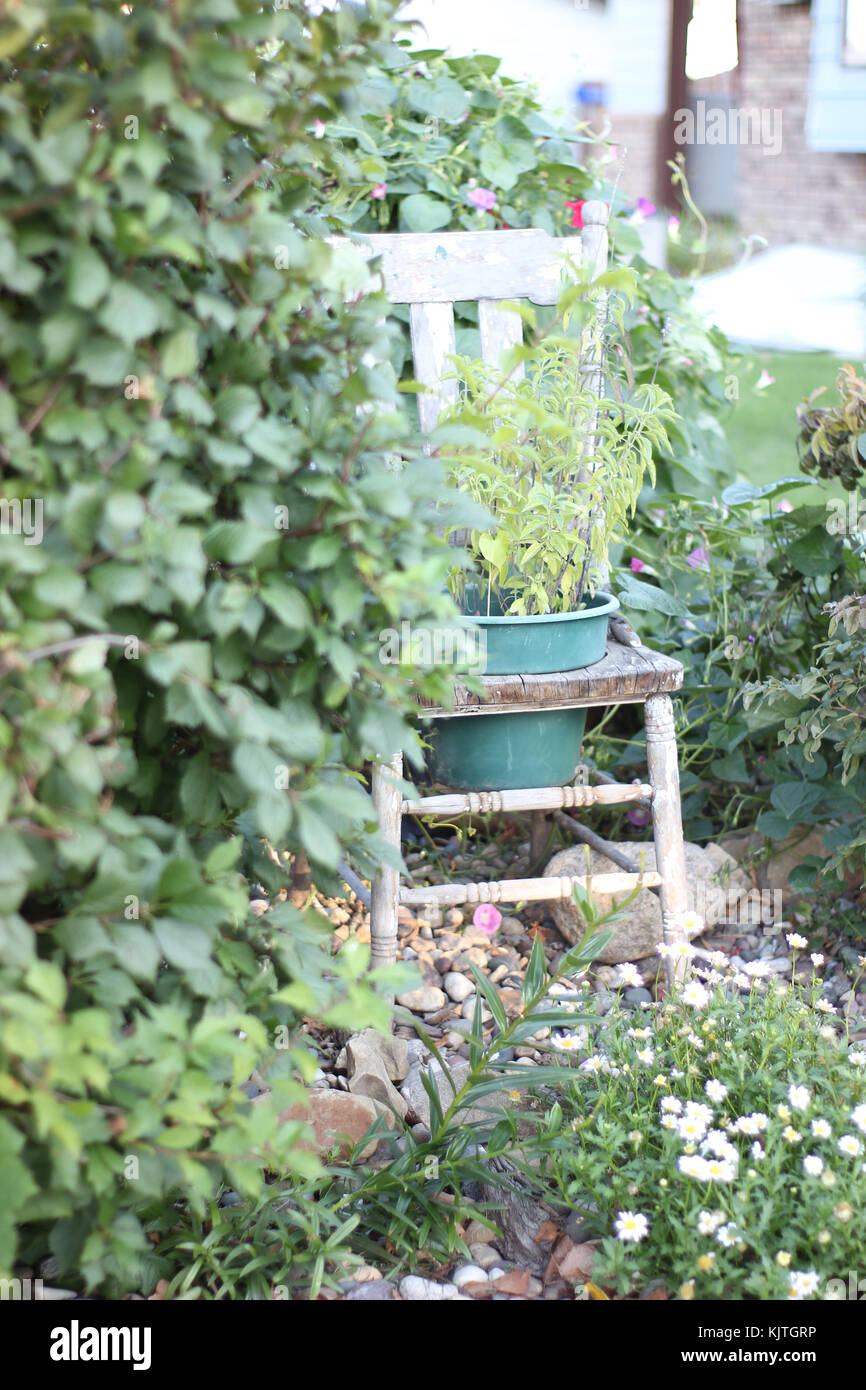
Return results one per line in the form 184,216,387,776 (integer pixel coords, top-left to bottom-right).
544,841,749,963
401,1058,509,1129
347,1028,409,1082
346,1036,408,1119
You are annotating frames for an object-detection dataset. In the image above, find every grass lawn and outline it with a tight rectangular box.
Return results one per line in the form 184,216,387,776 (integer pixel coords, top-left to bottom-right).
725,349,853,494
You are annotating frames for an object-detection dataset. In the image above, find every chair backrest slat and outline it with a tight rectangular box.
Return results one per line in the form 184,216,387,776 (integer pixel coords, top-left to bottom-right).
409,301,458,434
477,299,525,381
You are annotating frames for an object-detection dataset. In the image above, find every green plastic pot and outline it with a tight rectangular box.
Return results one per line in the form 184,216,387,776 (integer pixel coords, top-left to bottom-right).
425,591,618,791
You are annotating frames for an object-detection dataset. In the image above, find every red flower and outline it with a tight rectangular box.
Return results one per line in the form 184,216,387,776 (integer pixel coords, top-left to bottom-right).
565,199,586,229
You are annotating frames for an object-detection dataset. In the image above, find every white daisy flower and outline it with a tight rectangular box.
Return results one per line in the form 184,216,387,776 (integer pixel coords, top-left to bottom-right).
661,1096,683,1114
850,1051,866,1067
678,1154,710,1181
716,1223,740,1247
704,1158,737,1182
803,1155,824,1176
615,1210,649,1243
696,1209,724,1235
701,1132,738,1165
708,951,729,969
783,1125,802,1144
580,1055,603,1072
786,933,808,951
617,963,643,988
815,999,836,1015
627,1026,653,1040
661,1114,678,1130
705,1079,728,1103
810,1118,832,1139
788,1084,811,1111
682,981,709,1009
851,1105,866,1136
838,1134,864,1158
736,1112,767,1136
552,1033,580,1051
810,953,824,967
684,1101,714,1126
636,1047,655,1065
787,1270,820,1300
732,973,751,989
751,1141,765,1161
677,1115,709,1143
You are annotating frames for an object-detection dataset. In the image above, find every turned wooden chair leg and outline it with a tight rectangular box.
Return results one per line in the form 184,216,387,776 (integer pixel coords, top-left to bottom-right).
370,753,403,1002
645,694,690,988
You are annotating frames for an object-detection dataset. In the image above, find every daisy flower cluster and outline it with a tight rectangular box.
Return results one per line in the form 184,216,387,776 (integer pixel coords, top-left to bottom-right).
550,954,866,1301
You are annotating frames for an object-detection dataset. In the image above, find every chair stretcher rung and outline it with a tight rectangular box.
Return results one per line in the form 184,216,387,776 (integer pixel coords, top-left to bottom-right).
401,782,653,816
399,870,662,908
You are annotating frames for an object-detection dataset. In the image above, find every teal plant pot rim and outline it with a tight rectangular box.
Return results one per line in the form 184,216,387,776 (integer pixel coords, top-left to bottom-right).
462,591,619,626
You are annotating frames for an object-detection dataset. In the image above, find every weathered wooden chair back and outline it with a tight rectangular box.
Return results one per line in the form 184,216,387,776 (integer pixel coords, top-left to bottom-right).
346,201,610,433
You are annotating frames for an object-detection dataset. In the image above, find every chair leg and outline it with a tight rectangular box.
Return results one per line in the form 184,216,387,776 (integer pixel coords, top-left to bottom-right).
645,694,690,987
370,753,403,998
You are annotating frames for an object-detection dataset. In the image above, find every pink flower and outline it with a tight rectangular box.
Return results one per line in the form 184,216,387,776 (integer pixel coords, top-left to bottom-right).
755,369,775,390
630,557,646,573
635,197,657,219
472,904,502,935
627,807,651,827
686,546,710,570
371,183,387,200
668,215,680,235
468,186,497,212
314,119,325,140
775,499,793,513
565,199,586,229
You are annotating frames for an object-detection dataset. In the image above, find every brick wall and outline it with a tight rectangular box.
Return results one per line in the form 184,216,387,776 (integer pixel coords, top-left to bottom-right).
738,0,866,249
607,114,663,204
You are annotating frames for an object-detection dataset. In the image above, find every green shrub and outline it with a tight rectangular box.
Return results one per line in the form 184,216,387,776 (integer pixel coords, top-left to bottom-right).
0,0,480,1294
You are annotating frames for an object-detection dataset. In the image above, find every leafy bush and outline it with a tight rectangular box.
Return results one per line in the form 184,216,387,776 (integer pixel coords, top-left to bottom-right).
313,43,737,497
588,476,866,880
797,364,866,490
0,0,480,1293
534,948,866,1300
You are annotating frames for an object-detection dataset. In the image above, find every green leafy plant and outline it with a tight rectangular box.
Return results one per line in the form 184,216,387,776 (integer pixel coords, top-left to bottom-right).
440,273,677,616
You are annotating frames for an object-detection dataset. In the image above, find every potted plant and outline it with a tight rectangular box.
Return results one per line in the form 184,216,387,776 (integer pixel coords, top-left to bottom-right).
427,273,677,790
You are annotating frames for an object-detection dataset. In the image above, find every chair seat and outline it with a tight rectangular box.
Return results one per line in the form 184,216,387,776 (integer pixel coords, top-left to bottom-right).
418,639,683,718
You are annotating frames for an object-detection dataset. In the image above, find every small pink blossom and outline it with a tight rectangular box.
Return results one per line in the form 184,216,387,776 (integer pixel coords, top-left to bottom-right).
668,215,680,235
472,904,502,935
468,186,497,212
627,807,651,827
371,183,387,200
756,369,775,390
775,499,793,513
630,557,646,573
634,197,657,219
686,546,710,570
314,119,325,140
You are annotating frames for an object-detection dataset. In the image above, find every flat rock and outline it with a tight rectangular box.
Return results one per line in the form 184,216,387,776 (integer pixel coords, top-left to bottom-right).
399,1276,460,1301
401,1058,509,1129
276,1090,391,1161
345,1280,398,1301
544,842,739,963
396,986,447,1014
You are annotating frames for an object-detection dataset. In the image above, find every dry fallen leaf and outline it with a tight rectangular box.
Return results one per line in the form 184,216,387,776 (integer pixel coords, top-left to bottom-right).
493,1269,531,1296
544,1235,598,1284
534,1220,561,1244
147,1279,170,1301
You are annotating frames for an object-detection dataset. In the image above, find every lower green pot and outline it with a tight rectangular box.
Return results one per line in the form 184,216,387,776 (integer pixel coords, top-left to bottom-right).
425,706,588,792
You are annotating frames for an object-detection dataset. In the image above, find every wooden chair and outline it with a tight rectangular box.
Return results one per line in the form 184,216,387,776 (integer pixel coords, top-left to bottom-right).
340,204,691,986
